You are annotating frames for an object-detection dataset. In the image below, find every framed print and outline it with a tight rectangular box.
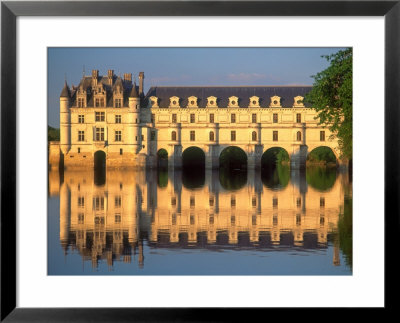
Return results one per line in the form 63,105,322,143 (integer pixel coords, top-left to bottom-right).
1,0,399,321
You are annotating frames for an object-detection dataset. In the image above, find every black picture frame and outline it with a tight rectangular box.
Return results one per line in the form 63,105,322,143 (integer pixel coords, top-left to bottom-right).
1,1,398,321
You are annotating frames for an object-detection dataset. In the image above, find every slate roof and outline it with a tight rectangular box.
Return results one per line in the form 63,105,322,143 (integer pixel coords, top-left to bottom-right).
68,75,137,107
59,81,70,98
144,86,313,108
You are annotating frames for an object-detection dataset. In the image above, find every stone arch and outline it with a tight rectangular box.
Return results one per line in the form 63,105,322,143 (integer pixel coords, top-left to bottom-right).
94,150,106,186
261,147,290,168
182,146,205,189
307,146,338,165
157,148,168,168
182,146,205,168
219,146,248,170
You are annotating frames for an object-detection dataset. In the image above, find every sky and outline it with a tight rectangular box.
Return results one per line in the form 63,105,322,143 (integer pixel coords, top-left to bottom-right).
48,47,345,127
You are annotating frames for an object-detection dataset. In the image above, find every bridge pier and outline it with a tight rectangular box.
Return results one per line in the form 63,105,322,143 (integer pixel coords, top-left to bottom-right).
290,145,308,170
205,144,219,169
168,145,182,169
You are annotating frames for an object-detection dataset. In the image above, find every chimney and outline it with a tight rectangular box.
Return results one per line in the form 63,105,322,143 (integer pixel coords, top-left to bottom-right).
92,69,99,87
124,73,132,84
107,69,114,85
139,72,144,96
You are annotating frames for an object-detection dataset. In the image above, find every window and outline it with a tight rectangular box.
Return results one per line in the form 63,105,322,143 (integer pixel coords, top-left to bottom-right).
252,215,257,225
78,131,85,142
209,215,214,225
78,196,84,208
231,130,236,141
252,196,257,207
115,196,122,208
190,215,195,225
115,130,122,142
297,131,302,141
252,113,257,123
296,113,301,123
95,128,104,141
115,115,121,123
320,197,325,207
231,113,236,123
115,98,122,108
115,214,121,223
320,131,325,141
231,196,236,207
190,113,195,123
172,114,177,123
172,214,177,225
77,148,80,154
209,131,215,141
273,215,278,226
296,197,301,207
78,115,84,123
273,113,278,123
95,98,105,107
190,131,195,141
78,98,85,108
209,197,214,207
171,131,177,141
93,196,104,211
120,148,123,155
252,131,257,141
273,131,278,141
150,131,155,141
171,197,176,206
273,197,278,208
231,215,236,225
78,213,84,224
95,111,105,122
209,113,214,123
190,196,195,207
296,214,301,226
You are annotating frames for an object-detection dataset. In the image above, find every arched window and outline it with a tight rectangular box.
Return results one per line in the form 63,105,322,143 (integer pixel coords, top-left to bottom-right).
209,131,215,141
252,131,257,141
171,131,177,141
297,131,302,141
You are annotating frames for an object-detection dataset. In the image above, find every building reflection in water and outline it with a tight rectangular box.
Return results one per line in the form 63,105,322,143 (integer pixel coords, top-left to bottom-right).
48,166,347,271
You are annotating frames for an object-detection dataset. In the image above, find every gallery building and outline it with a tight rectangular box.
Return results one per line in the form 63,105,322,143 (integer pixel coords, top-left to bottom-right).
49,69,341,170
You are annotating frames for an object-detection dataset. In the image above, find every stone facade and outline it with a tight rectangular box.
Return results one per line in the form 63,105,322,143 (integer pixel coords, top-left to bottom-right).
50,69,341,170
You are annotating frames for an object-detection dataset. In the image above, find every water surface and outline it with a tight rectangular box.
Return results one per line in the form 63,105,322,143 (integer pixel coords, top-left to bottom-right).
48,166,352,275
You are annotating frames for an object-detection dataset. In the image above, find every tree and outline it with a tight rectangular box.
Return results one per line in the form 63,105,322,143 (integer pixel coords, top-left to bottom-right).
305,48,352,160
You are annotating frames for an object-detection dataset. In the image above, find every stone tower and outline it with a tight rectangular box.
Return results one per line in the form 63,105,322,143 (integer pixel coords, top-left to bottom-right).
59,81,71,155
128,82,141,153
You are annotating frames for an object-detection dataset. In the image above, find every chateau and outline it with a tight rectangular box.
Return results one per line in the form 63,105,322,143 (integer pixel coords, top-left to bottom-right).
49,69,341,170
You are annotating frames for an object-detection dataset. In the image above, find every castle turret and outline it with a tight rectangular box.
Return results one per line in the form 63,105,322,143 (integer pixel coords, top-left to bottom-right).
128,83,141,151
60,81,71,155
138,72,144,97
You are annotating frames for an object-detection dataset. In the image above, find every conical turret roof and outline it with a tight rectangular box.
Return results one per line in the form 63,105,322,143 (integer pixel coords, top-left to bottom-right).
129,83,139,98
60,81,70,98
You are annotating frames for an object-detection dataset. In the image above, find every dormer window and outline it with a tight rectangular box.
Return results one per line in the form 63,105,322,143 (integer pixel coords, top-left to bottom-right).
169,96,180,108
207,96,218,108
270,96,281,108
249,96,260,108
149,96,159,108
228,96,239,108
187,96,198,108
293,96,305,107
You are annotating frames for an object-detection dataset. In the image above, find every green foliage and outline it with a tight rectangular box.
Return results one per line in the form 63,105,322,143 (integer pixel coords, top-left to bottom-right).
305,48,352,160
48,125,60,141
261,164,290,190
261,147,289,167
307,146,336,164
157,149,168,159
338,197,352,268
219,168,247,191
182,147,205,167
219,147,247,169
157,169,168,188
306,166,337,191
